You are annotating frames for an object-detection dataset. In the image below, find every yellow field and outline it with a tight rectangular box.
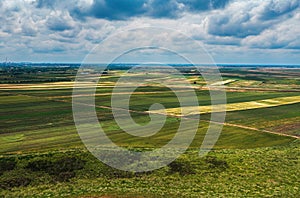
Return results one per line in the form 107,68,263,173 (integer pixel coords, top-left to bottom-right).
148,95,300,116
0,81,115,90
211,79,236,86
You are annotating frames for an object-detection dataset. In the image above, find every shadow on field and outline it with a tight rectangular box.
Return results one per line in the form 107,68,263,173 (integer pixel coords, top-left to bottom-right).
0,150,229,189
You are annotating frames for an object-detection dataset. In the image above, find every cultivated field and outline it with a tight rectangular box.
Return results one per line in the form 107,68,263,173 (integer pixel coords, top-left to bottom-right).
0,65,299,197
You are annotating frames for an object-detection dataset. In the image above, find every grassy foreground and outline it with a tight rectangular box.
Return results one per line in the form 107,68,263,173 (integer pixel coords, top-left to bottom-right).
0,140,299,197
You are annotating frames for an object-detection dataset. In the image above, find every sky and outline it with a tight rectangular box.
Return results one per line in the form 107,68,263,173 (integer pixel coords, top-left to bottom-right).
0,0,300,64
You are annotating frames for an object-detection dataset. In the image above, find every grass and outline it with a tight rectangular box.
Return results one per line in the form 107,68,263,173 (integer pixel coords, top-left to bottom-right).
223,103,300,136
0,141,299,197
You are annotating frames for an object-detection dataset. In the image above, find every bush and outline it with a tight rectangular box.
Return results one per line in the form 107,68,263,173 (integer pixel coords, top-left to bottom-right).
56,171,76,182
0,169,32,189
83,161,135,179
205,156,229,170
26,155,86,182
168,159,196,175
0,157,17,175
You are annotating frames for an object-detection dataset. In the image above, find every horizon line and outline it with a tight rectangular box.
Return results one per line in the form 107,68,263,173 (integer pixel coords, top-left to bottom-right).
1,62,300,66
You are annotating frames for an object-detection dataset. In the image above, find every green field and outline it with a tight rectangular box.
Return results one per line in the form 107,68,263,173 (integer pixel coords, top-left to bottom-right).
0,66,299,197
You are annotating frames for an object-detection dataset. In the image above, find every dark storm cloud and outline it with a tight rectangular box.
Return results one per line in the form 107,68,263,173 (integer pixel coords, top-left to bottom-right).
69,0,145,20
88,0,147,20
179,0,230,11
70,0,231,20
207,14,269,38
146,0,181,18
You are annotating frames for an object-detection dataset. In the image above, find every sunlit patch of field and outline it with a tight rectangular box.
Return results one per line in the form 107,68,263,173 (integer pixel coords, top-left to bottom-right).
0,82,82,90
0,81,118,91
185,76,206,85
227,79,260,87
211,79,236,86
148,95,300,116
229,80,300,90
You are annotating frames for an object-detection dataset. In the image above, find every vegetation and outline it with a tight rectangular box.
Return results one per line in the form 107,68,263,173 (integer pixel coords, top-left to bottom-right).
0,65,299,197
0,142,299,197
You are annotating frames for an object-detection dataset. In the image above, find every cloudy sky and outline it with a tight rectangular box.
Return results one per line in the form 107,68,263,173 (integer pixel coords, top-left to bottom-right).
0,0,299,64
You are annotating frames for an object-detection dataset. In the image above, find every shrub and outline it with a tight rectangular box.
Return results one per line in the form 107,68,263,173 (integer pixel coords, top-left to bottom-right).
205,156,229,170
168,159,196,175
25,155,86,182
56,171,76,182
0,169,32,189
0,157,17,175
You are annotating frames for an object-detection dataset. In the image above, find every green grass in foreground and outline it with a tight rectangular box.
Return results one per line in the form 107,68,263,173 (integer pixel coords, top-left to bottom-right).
0,140,299,197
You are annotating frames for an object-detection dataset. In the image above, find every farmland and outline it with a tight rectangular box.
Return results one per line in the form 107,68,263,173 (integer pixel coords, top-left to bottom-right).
0,65,299,197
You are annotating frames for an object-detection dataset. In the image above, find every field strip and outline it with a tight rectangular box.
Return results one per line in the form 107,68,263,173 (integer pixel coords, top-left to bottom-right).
211,79,237,86
205,121,299,139
222,87,300,93
148,95,300,116
51,90,190,98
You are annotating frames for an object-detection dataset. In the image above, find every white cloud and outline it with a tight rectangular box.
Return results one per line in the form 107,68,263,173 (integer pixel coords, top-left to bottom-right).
242,12,300,49
0,0,299,64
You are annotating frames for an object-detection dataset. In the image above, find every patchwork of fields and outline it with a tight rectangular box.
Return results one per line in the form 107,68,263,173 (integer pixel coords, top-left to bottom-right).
0,66,299,197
